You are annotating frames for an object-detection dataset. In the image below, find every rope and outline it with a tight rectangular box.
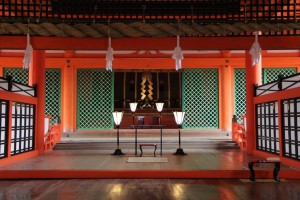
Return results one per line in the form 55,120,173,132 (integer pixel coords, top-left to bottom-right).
0,21,299,38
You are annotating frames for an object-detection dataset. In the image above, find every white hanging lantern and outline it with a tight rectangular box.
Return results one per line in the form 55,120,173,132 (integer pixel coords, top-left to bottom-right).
173,111,185,125
112,111,123,126
155,102,164,113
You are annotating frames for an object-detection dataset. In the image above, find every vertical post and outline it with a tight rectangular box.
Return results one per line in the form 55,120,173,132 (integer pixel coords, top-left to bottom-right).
173,112,186,155
130,102,137,128
220,64,232,132
31,50,46,155
62,59,75,133
277,101,283,158
160,126,162,155
117,125,120,149
155,102,164,125
6,75,13,91
135,127,137,155
6,100,13,158
159,112,161,125
245,50,262,154
132,113,135,126
178,125,181,148
112,111,125,155
0,66,3,77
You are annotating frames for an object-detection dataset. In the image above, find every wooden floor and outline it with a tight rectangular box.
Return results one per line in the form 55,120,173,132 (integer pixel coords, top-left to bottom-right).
0,130,300,199
0,178,300,200
0,130,300,179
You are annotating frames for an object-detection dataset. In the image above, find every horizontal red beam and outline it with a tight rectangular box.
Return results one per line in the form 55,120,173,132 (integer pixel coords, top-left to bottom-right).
254,87,300,104
1,56,300,69
0,90,37,105
1,36,300,50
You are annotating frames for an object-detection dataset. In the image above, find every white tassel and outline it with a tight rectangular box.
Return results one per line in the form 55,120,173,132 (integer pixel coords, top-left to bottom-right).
23,33,33,70
172,35,184,70
106,37,114,71
249,31,262,66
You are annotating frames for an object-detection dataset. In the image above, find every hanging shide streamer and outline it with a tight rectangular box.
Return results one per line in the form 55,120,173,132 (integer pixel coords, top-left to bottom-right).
249,31,261,66
23,33,33,70
172,35,184,70
106,37,113,71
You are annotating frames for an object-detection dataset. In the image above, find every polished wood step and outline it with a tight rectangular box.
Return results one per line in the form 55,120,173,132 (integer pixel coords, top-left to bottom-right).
53,141,240,150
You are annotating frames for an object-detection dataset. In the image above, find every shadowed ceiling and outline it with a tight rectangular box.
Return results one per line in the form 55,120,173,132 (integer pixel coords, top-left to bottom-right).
0,0,300,37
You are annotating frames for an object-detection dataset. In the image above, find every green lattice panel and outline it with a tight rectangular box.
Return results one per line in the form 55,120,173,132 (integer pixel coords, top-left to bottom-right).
234,68,246,122
182,69,219,129
3,68,28,85
263,67,297,84
45,69,61,125
77,69,113,129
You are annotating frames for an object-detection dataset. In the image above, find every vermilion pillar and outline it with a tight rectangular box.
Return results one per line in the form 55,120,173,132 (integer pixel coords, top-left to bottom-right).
0,66,3,77
31,50,46,155
245,50,262,154
220,65,232,131
62,62,76,132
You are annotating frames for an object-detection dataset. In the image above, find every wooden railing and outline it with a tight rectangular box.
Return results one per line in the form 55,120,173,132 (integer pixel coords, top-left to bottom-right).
0,75,36,97
254,72,300,166
255,73,300,96
232,115,247,150
44,122,61,152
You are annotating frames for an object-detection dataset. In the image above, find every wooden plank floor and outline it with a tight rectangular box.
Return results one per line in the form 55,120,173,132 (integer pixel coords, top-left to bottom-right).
0,130,299,179
0,149,299,179
0,178,299,200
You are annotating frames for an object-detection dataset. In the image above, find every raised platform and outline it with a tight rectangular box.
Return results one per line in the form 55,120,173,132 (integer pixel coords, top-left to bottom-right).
0,149,299,179
0,130,299,179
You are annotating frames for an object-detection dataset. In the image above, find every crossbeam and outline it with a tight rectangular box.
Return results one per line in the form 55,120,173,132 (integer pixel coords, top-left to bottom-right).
1,36,300,50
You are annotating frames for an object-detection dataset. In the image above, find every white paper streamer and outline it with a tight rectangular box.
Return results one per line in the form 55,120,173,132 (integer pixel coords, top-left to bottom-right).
106,37,114,71
23,33,33,70
249,32,262,66
172,35,184,70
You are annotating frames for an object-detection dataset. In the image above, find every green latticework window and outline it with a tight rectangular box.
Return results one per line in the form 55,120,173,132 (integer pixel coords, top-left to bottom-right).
234,68,246,121
182,69,219,129
45,69,61,125
3,68,28,85
263,68,297,84
77,69,113,129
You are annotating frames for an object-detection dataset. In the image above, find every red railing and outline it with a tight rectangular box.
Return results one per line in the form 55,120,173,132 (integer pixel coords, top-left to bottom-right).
44,117,61,152
232,115,247,150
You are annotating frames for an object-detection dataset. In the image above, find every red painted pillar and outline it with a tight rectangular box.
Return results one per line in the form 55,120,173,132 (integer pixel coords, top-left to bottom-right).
0,66,3,77
220,65,232,132
62,63,76,132
62,51,76,133
30,50,46,155
220,51,233,132
245,50,262,154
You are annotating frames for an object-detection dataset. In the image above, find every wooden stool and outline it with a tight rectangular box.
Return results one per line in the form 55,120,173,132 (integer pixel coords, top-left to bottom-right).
248,160,281,181
139,144,157,157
